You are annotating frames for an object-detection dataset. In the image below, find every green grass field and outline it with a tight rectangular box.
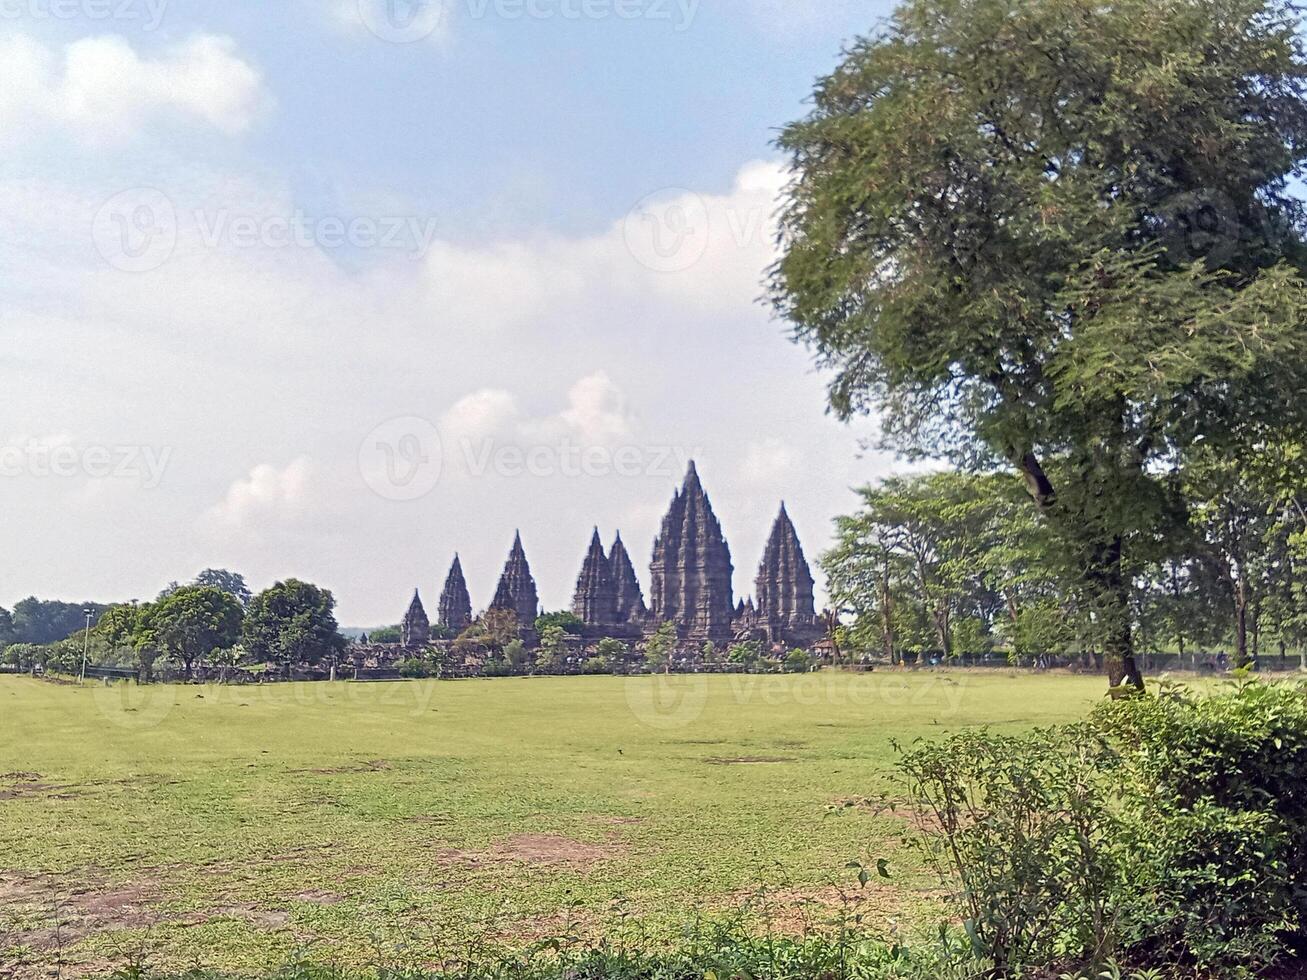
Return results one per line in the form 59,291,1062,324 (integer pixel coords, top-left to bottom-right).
0,671,1107,976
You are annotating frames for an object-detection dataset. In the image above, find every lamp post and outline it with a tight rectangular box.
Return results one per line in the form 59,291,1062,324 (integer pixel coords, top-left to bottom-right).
79,606,94,682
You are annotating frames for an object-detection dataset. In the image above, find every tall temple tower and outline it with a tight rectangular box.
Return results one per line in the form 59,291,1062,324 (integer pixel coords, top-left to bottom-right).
401,589,430,649
609,531,647,623
438,555,473,635
572,529,618,627
490,532,540,626
755,504,820,646
649,461,734,642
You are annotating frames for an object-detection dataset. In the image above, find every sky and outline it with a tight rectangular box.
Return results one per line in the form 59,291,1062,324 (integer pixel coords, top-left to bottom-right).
0,0,906,627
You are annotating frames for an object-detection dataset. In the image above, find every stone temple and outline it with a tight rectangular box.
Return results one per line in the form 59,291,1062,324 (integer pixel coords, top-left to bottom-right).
648,461,736,643
397,461,824,652
401,589,430,649
438,555,473,634
490,532,540,626
753,504,821,647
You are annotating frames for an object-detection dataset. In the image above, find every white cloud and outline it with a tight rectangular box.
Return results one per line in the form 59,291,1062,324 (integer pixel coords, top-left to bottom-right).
0,32,268,146
202,457,321,533
741,437,799,483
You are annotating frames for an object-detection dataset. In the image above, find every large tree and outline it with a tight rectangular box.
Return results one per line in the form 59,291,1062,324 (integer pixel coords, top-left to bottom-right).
772,0,1307,690
243,580,346,678
134,586,244,680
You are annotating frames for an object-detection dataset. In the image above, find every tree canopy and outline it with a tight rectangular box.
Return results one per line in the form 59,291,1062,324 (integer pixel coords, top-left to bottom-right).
773,0,1307,689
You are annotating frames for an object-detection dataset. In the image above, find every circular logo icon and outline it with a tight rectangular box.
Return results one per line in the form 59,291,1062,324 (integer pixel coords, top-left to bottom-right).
92,681,177,731
359,416,443,501
623,673,709,731
622,188,710,273
358,0,444,43
1154,189,1263,269
92,188,178,273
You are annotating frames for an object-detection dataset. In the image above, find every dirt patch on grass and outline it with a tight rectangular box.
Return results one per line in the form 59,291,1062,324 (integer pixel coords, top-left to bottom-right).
489,834,623,868
290,759,392,775
704,756,796,765
290,889,345,906
0,774,82,802
0,871,160,950
728,885,904,935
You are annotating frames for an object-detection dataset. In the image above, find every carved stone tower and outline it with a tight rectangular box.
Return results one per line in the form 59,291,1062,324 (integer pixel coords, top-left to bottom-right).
492,531,540,626
609,531,647,623
572,529,618,627
438,555,473,635
755,504,820,646
401,589,430,649
649,461,734,643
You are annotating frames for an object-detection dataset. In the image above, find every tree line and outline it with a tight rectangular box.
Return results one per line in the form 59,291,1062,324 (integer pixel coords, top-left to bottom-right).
0,571,346,681
825,460,1307,670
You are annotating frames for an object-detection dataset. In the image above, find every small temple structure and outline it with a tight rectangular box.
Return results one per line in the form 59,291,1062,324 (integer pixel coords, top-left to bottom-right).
400,589,430,649
753,504,821,647
438,555,473,634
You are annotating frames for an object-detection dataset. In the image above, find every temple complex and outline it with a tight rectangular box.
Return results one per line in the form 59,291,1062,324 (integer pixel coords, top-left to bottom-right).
401,589,430,649
390,462,825,655
648,462,736,643
438,555,473,634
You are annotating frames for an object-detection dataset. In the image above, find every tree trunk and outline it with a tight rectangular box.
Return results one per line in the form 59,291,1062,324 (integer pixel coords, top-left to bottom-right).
934,603,952,659
1093,537,1144,695
880,573,896,664
1233,583,1249,669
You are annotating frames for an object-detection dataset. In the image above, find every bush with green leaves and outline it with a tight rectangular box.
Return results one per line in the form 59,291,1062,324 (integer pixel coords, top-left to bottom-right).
898,678,1307,975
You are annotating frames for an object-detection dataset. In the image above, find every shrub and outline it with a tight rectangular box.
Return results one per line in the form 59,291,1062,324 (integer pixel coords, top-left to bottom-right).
396,657,439,679
898,679,1307,975
580,655,612,675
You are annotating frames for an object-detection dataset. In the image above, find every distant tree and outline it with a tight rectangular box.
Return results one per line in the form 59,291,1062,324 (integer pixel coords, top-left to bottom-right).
727,640,762,668
643,622,678,674
0,607,13,649
243,580,346,678
772,0,1307,691
596,637,629,661
134,586,244,680
370,625,402,645
536,611,584,636
536,625,569,673
193,569,253,607
784,649,812,673
11,598,110,645
2,643,40,673
503,639,529,672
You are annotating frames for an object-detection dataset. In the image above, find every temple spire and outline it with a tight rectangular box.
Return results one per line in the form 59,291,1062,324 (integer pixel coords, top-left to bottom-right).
756,504,819,645
494,532,540,626
401,588,430,649
438,555,473,634
649,461,734,642
572,528,618,627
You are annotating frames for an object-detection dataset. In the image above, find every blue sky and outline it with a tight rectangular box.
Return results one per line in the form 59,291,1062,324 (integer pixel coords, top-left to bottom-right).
0,0,905,625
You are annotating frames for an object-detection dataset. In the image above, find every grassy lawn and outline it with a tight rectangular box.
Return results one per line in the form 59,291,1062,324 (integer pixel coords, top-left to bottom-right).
0,671,1106,975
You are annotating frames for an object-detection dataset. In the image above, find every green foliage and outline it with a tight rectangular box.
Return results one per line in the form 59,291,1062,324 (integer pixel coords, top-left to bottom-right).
783,649,812,673
243,580,346,676
726,640,762,667
134,586,244,679
0,607,14,649
396,657,440,680
580,655,612,675
193,569,253,606
774,0,1307,686
535,625,569,672
369,625,402,645
595,637,629,661
535,611,584,636
643,621,678,672
10,597,110,645
900,679,1307,974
